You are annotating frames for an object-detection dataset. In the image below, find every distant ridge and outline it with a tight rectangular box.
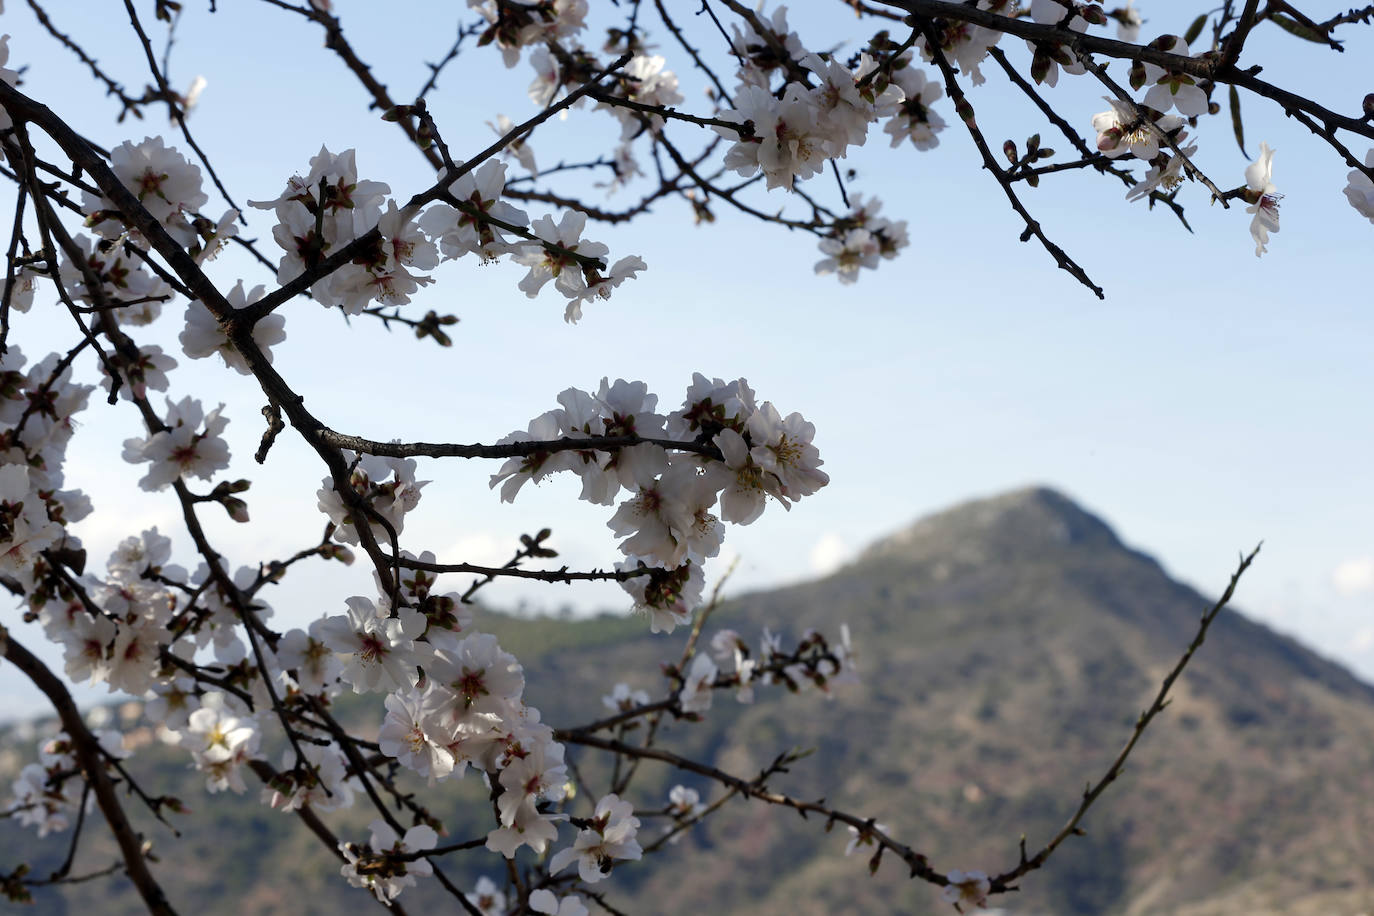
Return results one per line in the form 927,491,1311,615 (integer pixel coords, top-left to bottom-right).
859,485,1123,566
9,487,1374,915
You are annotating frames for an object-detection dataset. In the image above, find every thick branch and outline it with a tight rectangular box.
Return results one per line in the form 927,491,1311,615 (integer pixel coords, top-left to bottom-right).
2,631,177,915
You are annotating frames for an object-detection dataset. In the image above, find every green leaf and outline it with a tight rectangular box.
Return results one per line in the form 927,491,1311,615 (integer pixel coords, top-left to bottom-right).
1270,12,1330,43
1228,84,1249,158
1184,13,1209,46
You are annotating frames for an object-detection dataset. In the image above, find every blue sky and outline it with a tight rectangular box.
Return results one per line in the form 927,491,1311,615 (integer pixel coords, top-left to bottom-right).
2,0,1372,718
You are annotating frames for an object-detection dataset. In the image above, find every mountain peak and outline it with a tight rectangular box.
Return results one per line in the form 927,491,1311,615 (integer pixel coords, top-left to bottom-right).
857,485,1123,568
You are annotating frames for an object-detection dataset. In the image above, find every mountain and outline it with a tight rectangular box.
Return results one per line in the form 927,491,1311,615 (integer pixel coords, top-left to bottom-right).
4,486,1374,915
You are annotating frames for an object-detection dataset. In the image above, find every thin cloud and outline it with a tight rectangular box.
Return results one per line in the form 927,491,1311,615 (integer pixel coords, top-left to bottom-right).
1332,557,1374,596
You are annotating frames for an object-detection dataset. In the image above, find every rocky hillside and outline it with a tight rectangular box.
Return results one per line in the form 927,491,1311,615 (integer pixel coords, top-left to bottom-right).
5,487,1373,915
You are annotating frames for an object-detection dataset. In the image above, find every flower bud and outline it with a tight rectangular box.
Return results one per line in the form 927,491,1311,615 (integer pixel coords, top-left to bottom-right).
222,497,250,523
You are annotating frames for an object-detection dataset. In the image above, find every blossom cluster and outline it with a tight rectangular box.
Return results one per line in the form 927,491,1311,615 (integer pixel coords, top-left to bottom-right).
5,731,124,838
0,347,93,581
249,146,644,323
489,374,827,632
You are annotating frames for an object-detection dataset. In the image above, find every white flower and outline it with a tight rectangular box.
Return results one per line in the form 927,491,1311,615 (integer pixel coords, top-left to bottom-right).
717,84,833,190
485,797,562,858
181,691,259,793
277,617,343,694
677,652,717,714
746,402,829,501
514,211,609,299
249,146,390,312
561,255,646,323
471,876,506,916
1125,144,1195,202
1343,149,1374,223
84,137,209,246
885,65,946,151
1244,142,1280,257
2,265,38,313
496,739,568,826
530,889,589,916
487,409,570,503
377,689,455,782
180,283,283,375
618,559,702,634
317,452,428,545
546,793,642,883
1114,0,1142,41
487,114,537,172
121,396,231,491
606,55,683,139
844,820,888,856
1141,38,1208,117
943,869,991,908
317,596,426,693
0,36,18,136
99,344,177,402
340,819,437,903
263,743,355,813
815,228,878,283
419,161,529,263
667,785,704,818
1091,98,1186,160
0,464,63,574
707,428,770,525
425,632,525,715
1027,0,1087,87
914,0,1008,86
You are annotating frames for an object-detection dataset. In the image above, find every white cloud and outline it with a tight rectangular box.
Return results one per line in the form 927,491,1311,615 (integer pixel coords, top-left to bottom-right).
808,533,852,576
439,531,513,569
1353,626,1374,653
1332,557,1374,596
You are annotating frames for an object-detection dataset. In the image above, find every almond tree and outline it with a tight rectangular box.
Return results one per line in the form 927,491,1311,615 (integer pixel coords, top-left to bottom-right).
1,0,1357,910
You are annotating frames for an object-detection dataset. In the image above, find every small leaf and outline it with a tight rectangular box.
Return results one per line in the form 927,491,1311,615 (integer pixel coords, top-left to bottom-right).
1228,84,1249,158
1183,13,1209,46
1270,12,1330,43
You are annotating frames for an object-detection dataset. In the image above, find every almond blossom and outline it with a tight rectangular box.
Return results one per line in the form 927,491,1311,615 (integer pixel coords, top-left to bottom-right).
1245,142,1280,257
340,819,437,903
1141,37,1207,117
83,137,209,247
547,793,642,883
1344,149,1374,223
318,596,427,694
121,396,231,491
718,84,832,191
180,281,285,374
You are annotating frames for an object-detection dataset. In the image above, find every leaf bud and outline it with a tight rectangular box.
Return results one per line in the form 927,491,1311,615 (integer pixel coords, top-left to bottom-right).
1129,60,1148,91
222,497,250,523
